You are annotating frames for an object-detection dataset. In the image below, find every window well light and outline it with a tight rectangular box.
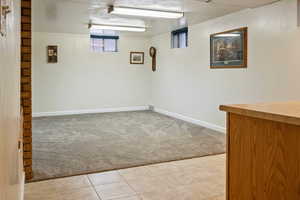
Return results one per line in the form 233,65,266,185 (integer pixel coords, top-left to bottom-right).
108,6,184,19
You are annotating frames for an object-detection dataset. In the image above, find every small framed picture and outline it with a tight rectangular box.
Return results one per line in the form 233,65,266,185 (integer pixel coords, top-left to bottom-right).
210,27,248,69
130,52,144,64
47,45,58,63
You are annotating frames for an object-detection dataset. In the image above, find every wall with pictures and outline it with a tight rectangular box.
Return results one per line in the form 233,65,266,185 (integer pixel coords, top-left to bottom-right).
150,0,300,130
32,0,300,131
32,32,151,114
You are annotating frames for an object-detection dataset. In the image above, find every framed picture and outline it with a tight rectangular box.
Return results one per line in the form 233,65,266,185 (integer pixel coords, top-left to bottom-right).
210,27,248,69
130,52,144,64
47,45,58,63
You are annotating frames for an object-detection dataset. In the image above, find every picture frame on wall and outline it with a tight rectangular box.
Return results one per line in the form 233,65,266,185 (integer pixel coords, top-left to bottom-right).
47,45,58,63
130,52,144,64
210,27,248,69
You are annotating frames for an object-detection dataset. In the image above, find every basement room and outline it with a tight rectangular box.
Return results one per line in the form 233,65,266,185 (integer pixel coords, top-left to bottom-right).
1,0,300,200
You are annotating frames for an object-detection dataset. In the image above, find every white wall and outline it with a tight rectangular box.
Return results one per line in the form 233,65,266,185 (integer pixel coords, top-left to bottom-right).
33,0,300,131
150,0,300,128
33,32,151,114
0,0,24,199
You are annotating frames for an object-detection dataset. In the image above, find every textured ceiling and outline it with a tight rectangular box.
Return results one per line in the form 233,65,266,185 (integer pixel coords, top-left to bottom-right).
32,0,280,36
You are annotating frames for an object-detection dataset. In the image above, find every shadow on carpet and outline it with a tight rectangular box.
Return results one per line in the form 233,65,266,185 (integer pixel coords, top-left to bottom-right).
31,111,226,181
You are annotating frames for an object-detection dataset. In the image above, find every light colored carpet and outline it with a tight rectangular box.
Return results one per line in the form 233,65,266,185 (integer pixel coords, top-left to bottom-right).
32,111,225,181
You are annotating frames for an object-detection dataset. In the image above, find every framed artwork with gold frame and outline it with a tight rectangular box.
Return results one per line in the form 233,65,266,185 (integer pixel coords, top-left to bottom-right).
210,27,248,69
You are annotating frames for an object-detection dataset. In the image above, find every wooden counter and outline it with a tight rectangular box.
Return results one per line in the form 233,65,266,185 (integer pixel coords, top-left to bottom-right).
220,101,300,200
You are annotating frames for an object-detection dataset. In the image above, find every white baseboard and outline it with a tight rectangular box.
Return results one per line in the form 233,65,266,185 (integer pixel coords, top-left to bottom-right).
33,106,226,133
154,107,226,133
33,106,150,117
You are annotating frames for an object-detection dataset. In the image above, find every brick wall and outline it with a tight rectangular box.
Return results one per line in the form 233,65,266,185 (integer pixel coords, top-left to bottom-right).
21,0,32,181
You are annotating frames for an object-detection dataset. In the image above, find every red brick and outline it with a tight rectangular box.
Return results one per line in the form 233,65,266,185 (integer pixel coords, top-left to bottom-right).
23,152,32,159
21,16,31,23
23,144,32,152
22,8,31,16
21,31,31,38
23,137,32,144
21,1,31,9
22,38,31,46
24,159,32,167
21,47,31,53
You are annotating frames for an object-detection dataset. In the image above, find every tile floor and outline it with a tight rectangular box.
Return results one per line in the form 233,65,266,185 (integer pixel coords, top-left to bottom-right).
25,154,226,200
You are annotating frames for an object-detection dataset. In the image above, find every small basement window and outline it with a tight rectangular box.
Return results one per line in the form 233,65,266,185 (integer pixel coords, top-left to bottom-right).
90,30,119,52
171,27,188,49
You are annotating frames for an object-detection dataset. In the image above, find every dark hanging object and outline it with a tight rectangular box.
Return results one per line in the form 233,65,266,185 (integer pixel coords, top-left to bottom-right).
47,45,58,63
149,46,157,72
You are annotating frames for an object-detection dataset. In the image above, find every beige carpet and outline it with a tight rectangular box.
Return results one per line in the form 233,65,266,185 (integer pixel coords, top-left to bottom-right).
32,111,226,181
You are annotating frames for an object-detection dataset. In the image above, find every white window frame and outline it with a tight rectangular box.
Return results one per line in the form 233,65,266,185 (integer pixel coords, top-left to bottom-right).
90,35,119,53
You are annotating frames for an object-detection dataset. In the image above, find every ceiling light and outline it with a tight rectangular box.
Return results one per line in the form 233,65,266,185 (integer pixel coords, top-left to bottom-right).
214,33,240,37
198,0,212,3
89,23,146,32
108,6,184,19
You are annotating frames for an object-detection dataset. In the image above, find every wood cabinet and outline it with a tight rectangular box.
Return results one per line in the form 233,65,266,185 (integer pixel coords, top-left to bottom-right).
220,102,300,200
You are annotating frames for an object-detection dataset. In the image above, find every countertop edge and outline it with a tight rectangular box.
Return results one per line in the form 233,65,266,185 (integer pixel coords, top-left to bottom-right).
219,105,300,126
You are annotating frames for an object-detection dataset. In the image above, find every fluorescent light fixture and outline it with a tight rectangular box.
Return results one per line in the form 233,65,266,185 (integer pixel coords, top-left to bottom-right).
108,6,184,19
89,24,146,32
215,33,240,37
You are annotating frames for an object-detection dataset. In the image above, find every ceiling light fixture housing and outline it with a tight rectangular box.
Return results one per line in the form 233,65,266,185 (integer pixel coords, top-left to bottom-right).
89,23,146,32
198,0,212,3
108,6,184,19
